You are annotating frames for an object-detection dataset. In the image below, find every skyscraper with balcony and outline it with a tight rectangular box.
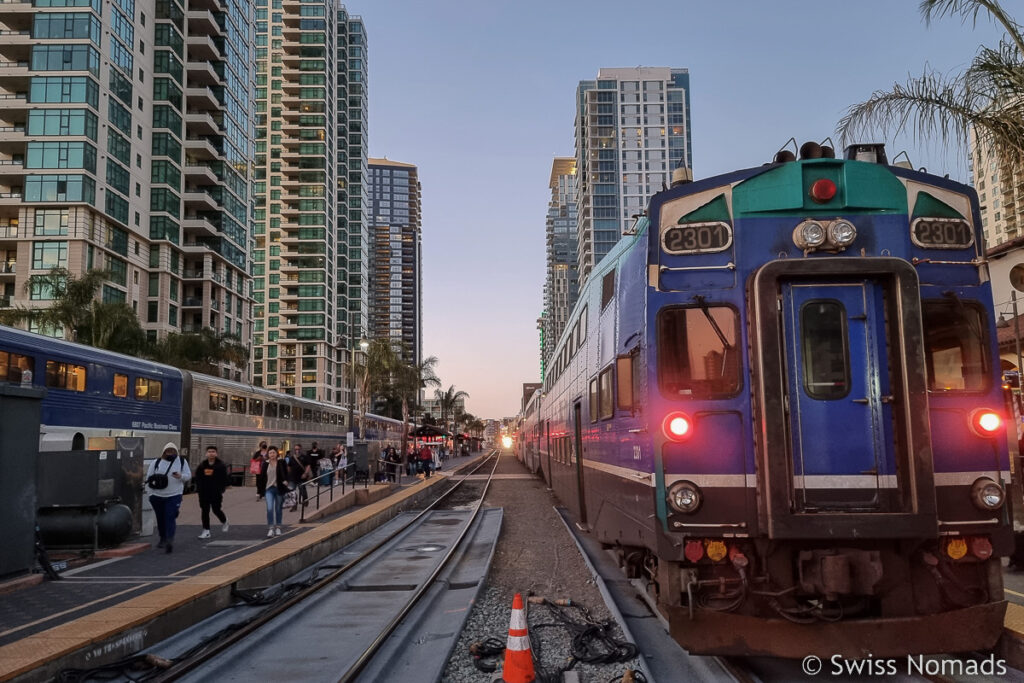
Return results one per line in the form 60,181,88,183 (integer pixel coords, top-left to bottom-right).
541,157,578,372
250,3,367,404
574,67,691,283
0,0,255,368
368,158,421,367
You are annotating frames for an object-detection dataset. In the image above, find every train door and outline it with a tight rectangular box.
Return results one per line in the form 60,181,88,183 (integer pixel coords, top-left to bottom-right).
573,402,588,524
781,280,895,510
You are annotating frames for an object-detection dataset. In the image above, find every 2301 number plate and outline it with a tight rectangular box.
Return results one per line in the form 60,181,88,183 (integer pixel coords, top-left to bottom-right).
911,217,973,249
662,221,733,254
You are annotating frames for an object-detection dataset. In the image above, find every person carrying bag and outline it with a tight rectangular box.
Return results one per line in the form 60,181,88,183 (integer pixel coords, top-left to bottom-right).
145,442,191,554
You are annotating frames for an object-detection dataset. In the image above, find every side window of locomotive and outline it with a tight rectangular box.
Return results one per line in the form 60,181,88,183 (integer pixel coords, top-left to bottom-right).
601,271,615,309
589,378,599,423
922,301,990,392
657,306,740,399
45,361,86,391
136,378,162,402
599,366,615,419
616,353,635,412
113,373,128,398
800,301,850,400
209,391,227,411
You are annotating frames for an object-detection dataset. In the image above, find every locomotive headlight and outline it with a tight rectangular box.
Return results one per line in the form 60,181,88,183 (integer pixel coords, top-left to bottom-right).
793,221,826,250
970,477,1005,511
827,220,857,248
668,481,703,514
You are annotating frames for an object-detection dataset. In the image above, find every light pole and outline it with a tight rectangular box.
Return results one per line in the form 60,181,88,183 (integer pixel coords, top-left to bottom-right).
346,329,368,443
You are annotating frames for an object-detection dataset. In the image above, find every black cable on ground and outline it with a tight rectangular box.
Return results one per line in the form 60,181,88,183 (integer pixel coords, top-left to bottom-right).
468,636,506,673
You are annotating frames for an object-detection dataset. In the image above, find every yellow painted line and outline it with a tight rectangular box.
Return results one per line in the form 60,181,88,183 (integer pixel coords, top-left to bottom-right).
1005,588,1024,599
0,584,152,641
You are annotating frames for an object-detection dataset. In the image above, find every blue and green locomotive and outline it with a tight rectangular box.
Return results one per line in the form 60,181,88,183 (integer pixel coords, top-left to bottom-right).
520,142,1011,657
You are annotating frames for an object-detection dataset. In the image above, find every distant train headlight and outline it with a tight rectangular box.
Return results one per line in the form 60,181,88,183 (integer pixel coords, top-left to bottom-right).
501,435,513,449
668,481,703,514
827,220,857,248
793,221,826,250
971,477,1005,511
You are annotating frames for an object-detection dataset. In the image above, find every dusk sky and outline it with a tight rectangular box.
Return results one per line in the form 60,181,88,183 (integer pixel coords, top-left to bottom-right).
356,0,1008,419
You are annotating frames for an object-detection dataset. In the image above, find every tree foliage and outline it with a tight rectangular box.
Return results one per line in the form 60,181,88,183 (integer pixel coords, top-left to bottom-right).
838,0,1024,159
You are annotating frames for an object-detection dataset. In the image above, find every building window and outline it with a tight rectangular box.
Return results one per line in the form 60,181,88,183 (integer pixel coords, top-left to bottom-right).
32,241,68,270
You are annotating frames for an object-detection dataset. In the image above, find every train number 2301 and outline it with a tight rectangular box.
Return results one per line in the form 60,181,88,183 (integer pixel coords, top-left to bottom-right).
662,221,732,254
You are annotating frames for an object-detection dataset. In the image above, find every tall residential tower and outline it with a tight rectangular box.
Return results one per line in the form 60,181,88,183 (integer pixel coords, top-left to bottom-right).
0,0,255,373
368,158,421,367
574,67,691,283
541,157,578,373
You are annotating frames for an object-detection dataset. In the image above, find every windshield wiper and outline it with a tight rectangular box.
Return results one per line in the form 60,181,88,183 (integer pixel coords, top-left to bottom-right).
694,295,732,350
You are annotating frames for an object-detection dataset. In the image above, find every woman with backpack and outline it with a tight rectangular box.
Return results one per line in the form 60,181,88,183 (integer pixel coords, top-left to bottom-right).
145,442,192,554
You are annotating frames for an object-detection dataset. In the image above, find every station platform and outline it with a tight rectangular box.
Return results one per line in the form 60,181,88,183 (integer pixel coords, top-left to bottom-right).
0,451,485,683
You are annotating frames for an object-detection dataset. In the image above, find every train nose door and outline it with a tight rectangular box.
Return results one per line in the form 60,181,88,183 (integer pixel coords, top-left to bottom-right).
781,280,895,510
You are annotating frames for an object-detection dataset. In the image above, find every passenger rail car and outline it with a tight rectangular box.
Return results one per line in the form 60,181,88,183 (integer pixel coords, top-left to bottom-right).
520,143,1011,658
0,325,408,467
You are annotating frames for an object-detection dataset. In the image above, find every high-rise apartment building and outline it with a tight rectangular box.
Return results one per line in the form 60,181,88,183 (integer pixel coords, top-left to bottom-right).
250,3,367,404
574,67,691,283
971,131,1024,250
541,157,578,373
368,158,421,367
0,0,255,370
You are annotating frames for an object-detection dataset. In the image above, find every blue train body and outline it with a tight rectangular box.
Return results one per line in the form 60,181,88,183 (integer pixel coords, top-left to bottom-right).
518,145,1011,657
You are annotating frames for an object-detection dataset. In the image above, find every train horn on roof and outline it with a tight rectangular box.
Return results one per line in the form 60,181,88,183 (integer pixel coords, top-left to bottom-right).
799,141,823,159
773,150,796,164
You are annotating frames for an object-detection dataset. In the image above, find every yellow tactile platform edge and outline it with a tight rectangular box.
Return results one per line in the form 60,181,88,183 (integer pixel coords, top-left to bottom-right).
0,470,461,682
1006,602,1024,636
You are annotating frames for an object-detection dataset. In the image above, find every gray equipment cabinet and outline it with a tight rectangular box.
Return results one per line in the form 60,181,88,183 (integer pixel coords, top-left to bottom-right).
0,384,46,579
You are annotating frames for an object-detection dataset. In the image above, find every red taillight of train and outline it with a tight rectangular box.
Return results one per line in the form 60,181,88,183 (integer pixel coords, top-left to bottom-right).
968,409,1002,438
663,412,692,441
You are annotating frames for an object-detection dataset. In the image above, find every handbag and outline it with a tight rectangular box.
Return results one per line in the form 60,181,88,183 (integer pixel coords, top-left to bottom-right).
284,490,298,508
249,459,262,475
147,459,172,490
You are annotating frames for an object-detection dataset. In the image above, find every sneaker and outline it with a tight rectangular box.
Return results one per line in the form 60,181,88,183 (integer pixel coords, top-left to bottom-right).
267,528,275,537
198,529,211,539
274,527,282,536
221,522,230,533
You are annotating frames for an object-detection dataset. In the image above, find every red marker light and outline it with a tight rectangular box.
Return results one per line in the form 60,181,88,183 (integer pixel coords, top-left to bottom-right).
969,409,1002,437
663,412,693,441
810,178,837,203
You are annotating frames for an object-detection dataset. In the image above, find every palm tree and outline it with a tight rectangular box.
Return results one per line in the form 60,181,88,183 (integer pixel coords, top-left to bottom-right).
434,384,470,442
149,328,248,375
0,268,108,339
393,355,440,460
838,0,1024,160
355,339,398,438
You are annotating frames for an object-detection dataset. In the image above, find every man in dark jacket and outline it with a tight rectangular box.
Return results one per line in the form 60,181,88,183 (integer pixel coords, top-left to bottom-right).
195,445,229,539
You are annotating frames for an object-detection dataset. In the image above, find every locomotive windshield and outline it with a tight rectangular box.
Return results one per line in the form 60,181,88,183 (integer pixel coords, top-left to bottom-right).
922,300,990,392
657,305,740,399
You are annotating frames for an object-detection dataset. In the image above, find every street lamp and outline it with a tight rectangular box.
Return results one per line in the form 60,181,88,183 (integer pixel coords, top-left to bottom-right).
347,333,369,442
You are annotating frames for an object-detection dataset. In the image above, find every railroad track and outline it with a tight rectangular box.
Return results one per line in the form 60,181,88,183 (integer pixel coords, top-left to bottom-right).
66,452,503,683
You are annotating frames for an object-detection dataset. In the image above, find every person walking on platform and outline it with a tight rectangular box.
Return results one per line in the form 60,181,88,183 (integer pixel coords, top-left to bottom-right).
195,446,229,539
287,443,311,511
418,443,433,478
262,446,289,537
145,442,191,554
251,441,268,500
307,441,324,481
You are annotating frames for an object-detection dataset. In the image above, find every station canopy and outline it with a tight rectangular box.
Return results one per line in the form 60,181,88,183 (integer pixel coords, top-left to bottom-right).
410,424,449,438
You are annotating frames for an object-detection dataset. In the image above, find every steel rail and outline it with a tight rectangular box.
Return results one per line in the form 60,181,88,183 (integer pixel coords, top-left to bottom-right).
337,450,502,682
151,450,500,682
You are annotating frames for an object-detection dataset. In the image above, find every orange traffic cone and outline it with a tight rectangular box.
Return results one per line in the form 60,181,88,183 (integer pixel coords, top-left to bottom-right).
502,592,535,683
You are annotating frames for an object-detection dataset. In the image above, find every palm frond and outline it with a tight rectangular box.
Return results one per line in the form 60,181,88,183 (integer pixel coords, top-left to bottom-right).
920,0,1024,53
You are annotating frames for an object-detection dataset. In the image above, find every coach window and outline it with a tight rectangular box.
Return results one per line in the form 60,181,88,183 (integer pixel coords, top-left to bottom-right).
616,353,636,412
589,378,599,422
249,398,263,415
598,366,615,419
265,401,278,418
45,361,86,391
658,305,740,399
279,403,291,419
0,352,34,384
303,408,312,422
209,391,227,411
230,396,246,414
136,378,162,402
113,373,128,397
579,306,588,342
922,300,990,392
